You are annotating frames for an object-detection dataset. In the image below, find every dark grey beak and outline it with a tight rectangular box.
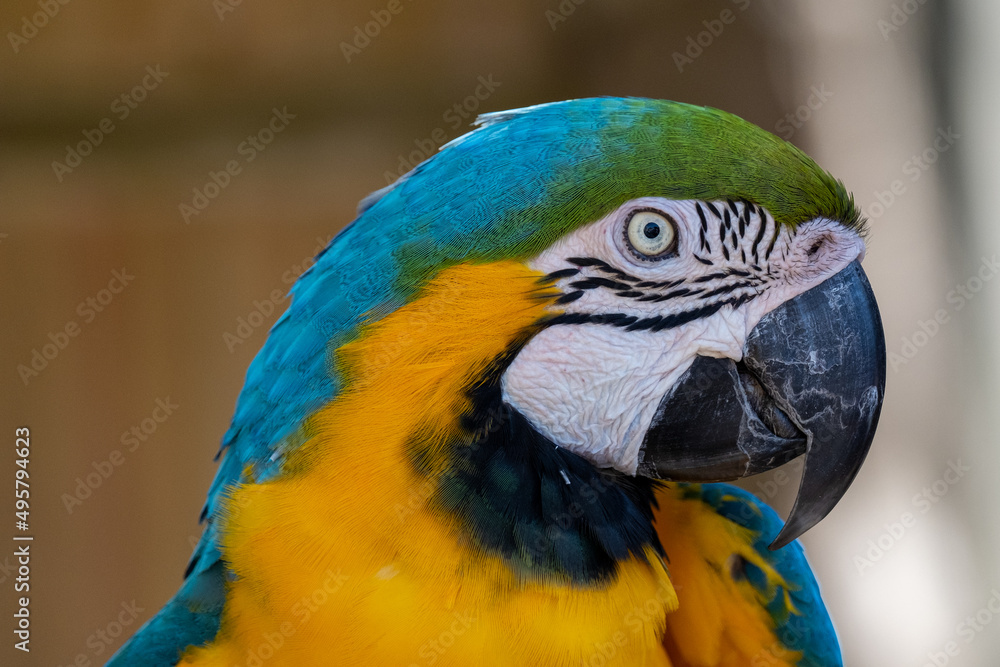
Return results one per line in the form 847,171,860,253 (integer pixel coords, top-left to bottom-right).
637,260,885,550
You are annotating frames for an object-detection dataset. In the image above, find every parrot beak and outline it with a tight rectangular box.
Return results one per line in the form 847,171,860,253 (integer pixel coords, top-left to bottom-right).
637,260,886,550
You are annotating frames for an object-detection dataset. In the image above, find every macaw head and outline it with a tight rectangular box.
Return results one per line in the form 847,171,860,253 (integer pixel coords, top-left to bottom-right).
284,98,884,554
502,195,883,550
344,98,885,550
113,97,883,665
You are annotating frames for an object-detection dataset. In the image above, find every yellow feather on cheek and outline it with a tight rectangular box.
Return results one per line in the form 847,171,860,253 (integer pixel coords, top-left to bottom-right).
180,261,678,667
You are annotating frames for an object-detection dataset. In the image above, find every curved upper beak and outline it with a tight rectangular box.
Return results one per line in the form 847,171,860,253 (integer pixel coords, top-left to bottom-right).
637,260,886,549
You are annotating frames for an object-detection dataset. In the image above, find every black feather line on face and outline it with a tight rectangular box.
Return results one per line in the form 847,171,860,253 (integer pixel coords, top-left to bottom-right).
567,257,641,283
752,209,769,263
545,297,749,333
636,277,686,289
694,272,730,283
556,255,772,308
700,281,756,299
555,290,585,304
765,226,779,261
548,196,779,326
696,203,710,253
570,277,633,292
649,288,702,302
543,268,581,282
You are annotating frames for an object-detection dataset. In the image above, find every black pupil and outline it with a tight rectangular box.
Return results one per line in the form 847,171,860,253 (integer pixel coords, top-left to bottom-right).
643,222,660,239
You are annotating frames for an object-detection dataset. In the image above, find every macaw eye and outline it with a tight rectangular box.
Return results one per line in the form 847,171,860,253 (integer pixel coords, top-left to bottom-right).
625,209,677,260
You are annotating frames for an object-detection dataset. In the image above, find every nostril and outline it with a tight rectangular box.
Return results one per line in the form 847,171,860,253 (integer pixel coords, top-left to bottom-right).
806,233,833,257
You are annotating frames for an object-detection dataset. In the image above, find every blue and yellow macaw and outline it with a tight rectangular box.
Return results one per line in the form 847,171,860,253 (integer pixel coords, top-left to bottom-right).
111,98,885,666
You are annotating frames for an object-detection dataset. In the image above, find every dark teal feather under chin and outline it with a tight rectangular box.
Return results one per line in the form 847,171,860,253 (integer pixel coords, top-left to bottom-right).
430,398,664,585
417,338,664,585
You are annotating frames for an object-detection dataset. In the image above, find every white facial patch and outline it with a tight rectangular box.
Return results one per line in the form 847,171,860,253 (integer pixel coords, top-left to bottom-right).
501,197,866,474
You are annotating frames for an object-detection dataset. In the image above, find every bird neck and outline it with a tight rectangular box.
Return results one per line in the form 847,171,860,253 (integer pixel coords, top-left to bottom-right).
199,261,677,665
286,259,664,583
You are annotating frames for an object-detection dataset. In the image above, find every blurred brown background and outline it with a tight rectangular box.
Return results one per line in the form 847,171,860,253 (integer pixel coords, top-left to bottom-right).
3,0,998,665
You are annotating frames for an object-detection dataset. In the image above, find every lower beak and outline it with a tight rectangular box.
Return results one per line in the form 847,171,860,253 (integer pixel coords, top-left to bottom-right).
637,260,886,549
